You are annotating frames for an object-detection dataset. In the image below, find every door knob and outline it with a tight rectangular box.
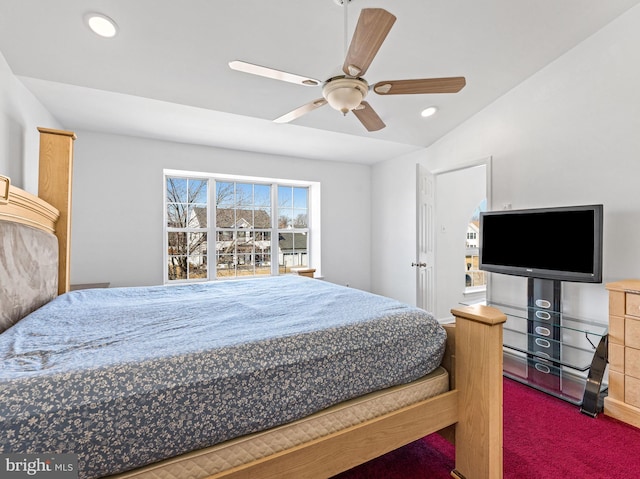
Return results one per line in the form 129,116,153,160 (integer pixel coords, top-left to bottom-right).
411,262,427,267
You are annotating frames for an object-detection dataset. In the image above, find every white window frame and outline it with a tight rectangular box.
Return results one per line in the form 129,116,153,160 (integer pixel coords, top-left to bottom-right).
163,169,321,283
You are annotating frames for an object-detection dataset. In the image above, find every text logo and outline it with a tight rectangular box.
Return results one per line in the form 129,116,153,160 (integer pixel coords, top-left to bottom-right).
1,454,77,478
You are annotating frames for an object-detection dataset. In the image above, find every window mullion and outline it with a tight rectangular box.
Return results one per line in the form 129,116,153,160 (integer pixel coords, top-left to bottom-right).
209,178,214,281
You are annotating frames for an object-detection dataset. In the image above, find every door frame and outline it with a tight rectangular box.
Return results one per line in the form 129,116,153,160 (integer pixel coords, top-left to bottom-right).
417,156,493,316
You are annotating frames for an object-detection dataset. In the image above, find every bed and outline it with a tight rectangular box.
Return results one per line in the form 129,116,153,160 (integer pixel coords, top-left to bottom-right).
0,128,506,479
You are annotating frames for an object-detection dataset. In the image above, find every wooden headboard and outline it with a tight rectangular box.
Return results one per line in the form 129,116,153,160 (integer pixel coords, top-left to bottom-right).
0,127,75,330
0,176,60,331
0,175,58,232
37,127,76,294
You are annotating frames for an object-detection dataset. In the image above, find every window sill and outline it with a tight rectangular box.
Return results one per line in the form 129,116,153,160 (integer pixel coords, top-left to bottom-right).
463,285,486,296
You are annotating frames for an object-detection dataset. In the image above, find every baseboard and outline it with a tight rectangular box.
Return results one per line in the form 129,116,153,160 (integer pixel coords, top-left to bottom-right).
604,397,640,429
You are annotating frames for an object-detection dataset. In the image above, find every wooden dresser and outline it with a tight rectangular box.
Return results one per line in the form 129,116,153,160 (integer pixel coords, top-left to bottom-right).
605,279,640,428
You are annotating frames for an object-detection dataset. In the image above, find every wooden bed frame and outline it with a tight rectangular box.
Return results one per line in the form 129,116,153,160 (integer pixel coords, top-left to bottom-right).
0,127,506,479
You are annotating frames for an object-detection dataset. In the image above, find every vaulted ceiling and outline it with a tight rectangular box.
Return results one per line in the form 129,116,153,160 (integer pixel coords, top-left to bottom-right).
1,0,639,164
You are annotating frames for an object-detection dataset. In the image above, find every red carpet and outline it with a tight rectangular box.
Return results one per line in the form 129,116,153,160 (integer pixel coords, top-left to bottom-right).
333,378,640,478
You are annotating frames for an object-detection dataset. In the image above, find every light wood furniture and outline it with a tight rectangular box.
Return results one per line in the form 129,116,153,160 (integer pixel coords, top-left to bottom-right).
0,175,9,204
37,127,76,295
0,175,59,232
0,127,507,479
605,279,640,428
292,268,316,278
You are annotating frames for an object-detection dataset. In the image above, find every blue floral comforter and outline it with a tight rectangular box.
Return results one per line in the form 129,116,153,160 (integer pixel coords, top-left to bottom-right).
0,276,446,478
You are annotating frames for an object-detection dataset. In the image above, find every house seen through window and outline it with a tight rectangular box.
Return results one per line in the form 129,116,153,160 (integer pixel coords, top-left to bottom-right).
465,199,487,290
165,172,313,282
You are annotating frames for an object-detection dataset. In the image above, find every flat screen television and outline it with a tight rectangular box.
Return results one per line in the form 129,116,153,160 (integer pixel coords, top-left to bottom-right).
479,204,603,283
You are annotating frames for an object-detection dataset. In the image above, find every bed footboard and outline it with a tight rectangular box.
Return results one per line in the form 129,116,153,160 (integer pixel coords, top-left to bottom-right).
450,305,506,479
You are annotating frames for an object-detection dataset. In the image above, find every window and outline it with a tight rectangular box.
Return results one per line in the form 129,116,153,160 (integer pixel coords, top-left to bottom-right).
216,181,273,278
166,177,208,281
165,171,315,283
277,186,309,274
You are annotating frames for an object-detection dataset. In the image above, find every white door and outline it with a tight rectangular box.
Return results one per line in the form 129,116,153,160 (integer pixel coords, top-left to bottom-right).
416,164,435,312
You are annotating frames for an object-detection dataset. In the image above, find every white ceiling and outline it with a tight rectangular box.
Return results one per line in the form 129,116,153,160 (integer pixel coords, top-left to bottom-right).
1,0,639,164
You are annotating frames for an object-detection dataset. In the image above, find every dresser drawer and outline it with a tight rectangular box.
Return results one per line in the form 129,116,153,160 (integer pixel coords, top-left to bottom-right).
627,317,640,349
626,293,640,318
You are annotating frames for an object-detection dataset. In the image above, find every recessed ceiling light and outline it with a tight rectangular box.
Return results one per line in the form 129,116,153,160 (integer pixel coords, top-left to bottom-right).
421,106,438,118
85,13,118,38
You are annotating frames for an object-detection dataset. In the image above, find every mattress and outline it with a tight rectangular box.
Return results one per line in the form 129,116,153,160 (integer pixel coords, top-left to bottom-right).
112,367,450,479
0,276,446,478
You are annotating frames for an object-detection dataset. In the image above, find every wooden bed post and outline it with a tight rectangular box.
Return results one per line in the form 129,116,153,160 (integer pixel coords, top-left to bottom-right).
37,127,76,295
450,305,506,479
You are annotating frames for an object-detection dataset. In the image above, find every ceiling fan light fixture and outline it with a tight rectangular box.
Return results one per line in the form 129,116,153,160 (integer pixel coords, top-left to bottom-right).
323,77,368,114
421,106,438,118
326,88,363,114
85,13,118,38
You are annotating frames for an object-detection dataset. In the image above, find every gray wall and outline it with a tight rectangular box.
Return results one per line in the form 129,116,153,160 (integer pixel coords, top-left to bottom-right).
372,4,640,322
0,51,62,192
70,130,372,290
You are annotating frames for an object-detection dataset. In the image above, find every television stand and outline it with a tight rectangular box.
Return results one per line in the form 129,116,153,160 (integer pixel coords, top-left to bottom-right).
478,278,608,416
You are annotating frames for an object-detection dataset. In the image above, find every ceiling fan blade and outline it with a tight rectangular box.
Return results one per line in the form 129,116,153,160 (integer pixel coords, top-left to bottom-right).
343,9,396,78
373,77,466,95
229,60,321,87
273,99,328,124
352,101,385,132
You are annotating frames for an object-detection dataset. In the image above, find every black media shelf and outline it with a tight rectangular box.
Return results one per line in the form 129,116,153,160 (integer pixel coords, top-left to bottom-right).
466,278,609,417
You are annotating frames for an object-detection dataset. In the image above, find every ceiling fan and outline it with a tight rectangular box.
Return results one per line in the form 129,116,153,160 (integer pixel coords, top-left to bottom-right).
229,5,466,132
